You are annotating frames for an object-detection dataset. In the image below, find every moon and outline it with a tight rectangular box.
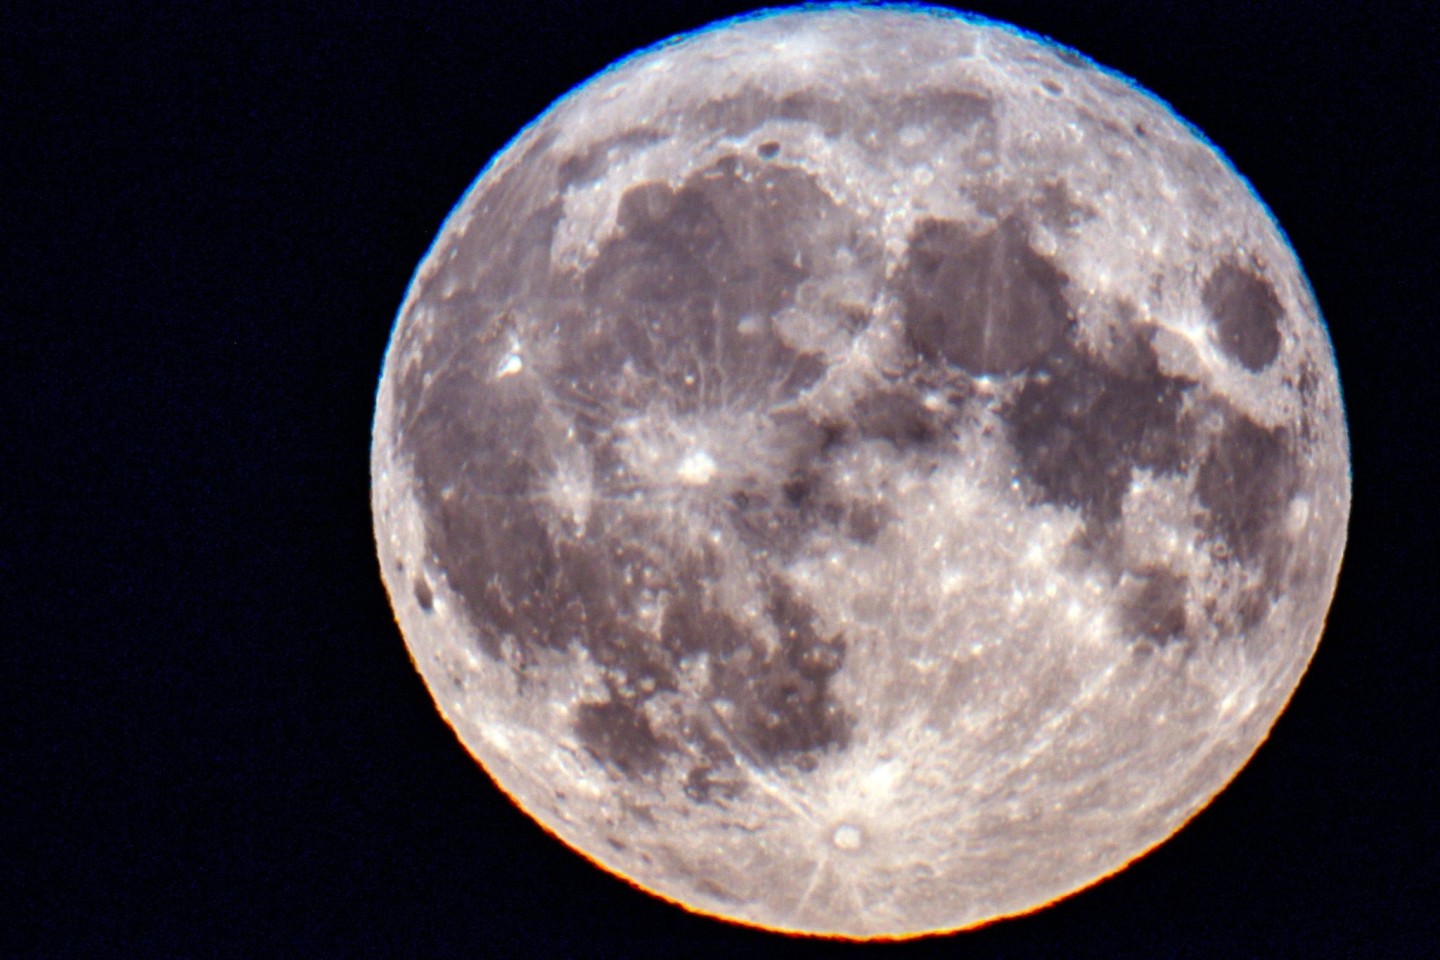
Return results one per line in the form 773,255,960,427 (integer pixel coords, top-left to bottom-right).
371,5,1349,940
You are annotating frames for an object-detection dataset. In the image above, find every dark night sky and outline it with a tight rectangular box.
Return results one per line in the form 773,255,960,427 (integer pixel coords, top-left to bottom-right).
6,1,1437,956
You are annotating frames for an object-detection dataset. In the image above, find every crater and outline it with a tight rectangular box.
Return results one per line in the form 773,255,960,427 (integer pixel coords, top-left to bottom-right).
412,576,434,612
897,215,1069,376
1202,260,1284,372
694,878,742,904
832,823,863,851
1032,180,1094,231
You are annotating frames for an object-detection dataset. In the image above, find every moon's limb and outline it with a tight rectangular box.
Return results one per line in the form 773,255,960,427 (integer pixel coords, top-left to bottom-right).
371,5,1350,939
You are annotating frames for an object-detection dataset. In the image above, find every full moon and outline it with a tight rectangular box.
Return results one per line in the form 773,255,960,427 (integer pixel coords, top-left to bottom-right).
371,5,1349,939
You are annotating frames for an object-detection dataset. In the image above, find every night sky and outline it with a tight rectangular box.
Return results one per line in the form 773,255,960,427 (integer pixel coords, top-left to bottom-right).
6,2,1437,956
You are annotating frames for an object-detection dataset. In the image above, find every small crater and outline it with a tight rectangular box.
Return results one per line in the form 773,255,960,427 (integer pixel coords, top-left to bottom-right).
838,301,873,333
412,576,434,612
1202,260,1284,372
1040,78,1063,96
781,351,828,395
832,823,863,851
614,180,678,232
695,878,741,904
756,140,781,159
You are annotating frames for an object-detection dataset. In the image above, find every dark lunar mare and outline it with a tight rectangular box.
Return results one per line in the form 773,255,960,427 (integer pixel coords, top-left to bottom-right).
887,211,1302,645
406,437,856,786
897,215,1070,375
1191,259,1294,628
400,127,1305,799
1002,330,1300,640
1195,410,1301,629
1004,335,1194,528
398,152,872,794
548,154,852,418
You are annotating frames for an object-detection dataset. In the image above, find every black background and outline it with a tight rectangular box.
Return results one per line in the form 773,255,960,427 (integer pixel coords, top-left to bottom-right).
6,1,1437,956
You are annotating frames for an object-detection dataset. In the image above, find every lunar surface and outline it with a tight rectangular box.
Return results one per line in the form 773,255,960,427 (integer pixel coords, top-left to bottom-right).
371,5,1350,939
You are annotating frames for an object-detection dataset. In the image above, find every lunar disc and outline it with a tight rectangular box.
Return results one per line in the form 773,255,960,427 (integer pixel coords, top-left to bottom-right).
371,4,1350,939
